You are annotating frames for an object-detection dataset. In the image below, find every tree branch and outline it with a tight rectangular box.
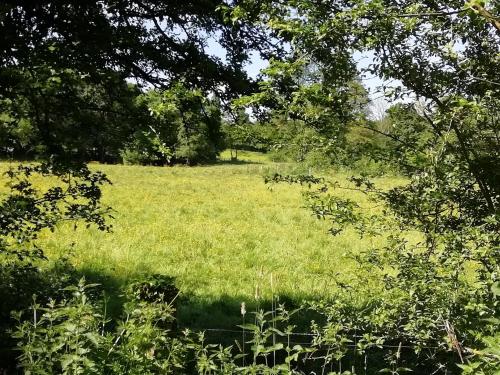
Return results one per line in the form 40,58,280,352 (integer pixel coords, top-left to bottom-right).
469,3,500,34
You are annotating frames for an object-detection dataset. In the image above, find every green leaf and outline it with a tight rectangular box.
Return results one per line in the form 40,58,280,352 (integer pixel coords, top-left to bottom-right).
237,323,259,331
491,281,500,297
262,343,284,353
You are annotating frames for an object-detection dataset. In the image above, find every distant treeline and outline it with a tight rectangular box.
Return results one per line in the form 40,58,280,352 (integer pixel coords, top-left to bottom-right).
1,66,424,173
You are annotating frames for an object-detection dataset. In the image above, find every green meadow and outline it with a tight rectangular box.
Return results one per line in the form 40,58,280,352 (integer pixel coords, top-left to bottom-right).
1,151,404,330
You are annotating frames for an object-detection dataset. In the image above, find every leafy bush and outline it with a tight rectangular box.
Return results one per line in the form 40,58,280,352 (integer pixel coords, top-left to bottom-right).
0,257,79,370
126,274,179,305
120,146,153,166
138,84,224,165
120,132,173,166
12,279,310,374
175,131,219,165
266,169,499,373
457,334,500,374
13,278,184,374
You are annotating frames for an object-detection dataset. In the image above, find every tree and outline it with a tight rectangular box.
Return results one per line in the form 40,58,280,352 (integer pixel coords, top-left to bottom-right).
0,70,144,161
0,1,282,161
223,108,251,160
235,0,500,372
233,58,370,167
143,83,224,165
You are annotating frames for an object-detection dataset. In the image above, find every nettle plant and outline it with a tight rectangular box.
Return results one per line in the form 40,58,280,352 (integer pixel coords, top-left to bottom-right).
13,278,186,375
0,160,113,366
13,278,320,375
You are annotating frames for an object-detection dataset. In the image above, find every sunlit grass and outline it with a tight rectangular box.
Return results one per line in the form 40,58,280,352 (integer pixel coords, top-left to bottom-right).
0,152,406,328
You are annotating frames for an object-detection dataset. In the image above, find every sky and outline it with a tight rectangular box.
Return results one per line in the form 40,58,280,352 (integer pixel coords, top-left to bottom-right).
206,38,395,119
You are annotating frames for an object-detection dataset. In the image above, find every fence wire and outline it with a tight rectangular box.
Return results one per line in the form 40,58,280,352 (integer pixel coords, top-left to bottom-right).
199,328,442,350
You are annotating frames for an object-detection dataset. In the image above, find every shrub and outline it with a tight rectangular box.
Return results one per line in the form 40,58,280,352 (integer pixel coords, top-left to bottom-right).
13,278,184,375
126,274,179,305
121,131,174,166
12,275,499,374
175,131,219,165
0,257,79,370
120,146,152,165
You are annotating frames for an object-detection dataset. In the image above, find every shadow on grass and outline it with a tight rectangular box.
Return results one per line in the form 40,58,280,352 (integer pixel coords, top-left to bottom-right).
77,266,129,316
176,293,326,345
214,158,264,166
1,264,386,374
67,266,326,340
1,260,330,371
77,267,324,337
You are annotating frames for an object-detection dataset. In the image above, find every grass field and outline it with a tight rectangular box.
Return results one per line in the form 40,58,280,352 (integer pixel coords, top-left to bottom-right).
1,151,405,330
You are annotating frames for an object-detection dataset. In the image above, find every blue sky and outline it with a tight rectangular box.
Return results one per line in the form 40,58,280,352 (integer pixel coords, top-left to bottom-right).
207,38,385,92
206,38,394,117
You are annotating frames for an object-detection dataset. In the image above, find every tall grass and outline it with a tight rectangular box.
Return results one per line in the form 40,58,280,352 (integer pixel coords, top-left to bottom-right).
0,151,405,329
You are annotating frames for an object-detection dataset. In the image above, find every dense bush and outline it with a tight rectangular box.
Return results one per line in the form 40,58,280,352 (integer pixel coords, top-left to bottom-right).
120,132,174,166
11,275,499,374
0,257,79,370
267,166,499,373
121,84,225,166
13,278,182,374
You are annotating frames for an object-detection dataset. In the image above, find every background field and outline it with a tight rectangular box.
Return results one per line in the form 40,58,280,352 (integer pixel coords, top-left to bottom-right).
1,152,403,330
